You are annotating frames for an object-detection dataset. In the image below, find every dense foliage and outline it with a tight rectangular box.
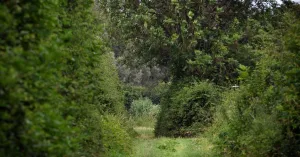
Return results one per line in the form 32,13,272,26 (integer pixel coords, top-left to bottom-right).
0,0,132,156
1,0,300,156
130,98,160,127
208,7,300,157
103,0,300,156
0,1,72,156
155,81,220,137
124,82,169,110
100,0,274,83
101,0,283,137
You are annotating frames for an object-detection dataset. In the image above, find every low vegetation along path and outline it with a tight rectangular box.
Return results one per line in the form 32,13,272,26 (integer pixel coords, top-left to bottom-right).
131,127,212,157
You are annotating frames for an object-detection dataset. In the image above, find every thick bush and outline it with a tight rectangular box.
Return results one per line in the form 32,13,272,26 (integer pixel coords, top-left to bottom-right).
100,114,133,156
155,81,220,137
0,1,77,156
130,98,154,117
58,1,133,156
130,98,160,127
208,12,300,156
211,87,282,156
0,0,133,156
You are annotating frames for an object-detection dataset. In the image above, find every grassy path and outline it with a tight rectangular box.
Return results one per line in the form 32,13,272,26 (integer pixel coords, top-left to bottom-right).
131,127,213,157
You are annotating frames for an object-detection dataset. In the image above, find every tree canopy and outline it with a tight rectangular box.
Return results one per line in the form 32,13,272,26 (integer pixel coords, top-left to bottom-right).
1,0,300,156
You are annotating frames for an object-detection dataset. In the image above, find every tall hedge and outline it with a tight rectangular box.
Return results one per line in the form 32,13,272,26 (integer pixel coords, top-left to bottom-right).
210,11,300,156
0,0,132,156
0,1,75,156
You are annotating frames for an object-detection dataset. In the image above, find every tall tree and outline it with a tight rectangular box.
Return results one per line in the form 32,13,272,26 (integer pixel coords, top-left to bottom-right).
101,0,279,85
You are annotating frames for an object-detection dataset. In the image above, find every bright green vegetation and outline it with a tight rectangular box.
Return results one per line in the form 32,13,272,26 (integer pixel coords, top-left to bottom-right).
1,0,300,157
130,98,160,127
133,137,201,157
132,127,213,157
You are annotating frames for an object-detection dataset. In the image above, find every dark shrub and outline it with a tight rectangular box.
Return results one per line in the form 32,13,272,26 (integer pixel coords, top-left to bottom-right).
155,81,220,137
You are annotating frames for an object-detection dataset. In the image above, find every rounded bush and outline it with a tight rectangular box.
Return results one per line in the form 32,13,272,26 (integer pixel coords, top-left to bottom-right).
155,81,220,137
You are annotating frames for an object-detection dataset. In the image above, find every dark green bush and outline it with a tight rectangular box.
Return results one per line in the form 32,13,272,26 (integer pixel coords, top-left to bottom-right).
123,85,146,110
212,87,282,156
155,81,220,137
143,82,170,105
0,0,133,156
58,1,133,155
0,1,77,156
209,12,300,156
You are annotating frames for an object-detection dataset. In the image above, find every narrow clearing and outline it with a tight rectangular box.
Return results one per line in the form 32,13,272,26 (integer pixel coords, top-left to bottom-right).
131,127,213,157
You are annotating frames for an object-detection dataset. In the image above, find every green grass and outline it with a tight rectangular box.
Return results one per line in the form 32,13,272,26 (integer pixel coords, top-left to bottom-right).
134,127,155,139
130,127,214,157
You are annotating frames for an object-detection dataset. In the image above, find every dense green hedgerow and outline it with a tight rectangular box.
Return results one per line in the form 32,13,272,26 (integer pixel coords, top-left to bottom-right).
207,11,300,157
0,0,133,156
101,114,133,156
0,1,77,156
211,87,282,156
155,81,220,137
